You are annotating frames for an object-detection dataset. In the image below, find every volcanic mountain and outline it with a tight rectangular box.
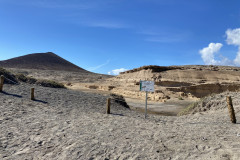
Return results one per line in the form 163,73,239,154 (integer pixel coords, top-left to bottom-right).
0,52,89,72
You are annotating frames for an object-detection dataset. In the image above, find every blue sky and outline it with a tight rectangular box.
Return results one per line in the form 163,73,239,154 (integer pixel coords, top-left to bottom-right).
0,0,240,75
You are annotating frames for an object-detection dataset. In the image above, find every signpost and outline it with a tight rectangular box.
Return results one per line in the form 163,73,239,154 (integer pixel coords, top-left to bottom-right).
140,80,154,118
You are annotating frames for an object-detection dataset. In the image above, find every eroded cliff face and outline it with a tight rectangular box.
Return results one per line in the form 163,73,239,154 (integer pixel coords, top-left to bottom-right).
84,65,240,101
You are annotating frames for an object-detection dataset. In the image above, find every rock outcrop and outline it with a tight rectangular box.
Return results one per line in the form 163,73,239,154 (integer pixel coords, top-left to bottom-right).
85,65,240,102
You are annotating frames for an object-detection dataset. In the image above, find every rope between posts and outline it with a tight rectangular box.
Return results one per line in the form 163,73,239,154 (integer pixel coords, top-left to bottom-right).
27,86,127,103
0,75,126,102
1,74,128,106
1,83,127,101
1,77,128,103
2,76,19,85
2,75,240,115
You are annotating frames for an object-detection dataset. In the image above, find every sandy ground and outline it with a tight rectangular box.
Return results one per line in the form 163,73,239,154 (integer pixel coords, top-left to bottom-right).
1,83,240,159
7,68,111,83
125,98,194,116
66,84,195,116
6,67,192,116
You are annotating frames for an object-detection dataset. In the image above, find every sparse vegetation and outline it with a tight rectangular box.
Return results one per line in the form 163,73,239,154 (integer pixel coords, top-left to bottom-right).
15,73,28,82
1,67,65,88
0,67,18,84
16,72,65,88
177,101,199,116
0,67,9,75
36,79,65,88
178,97,184,100
15,73,37,83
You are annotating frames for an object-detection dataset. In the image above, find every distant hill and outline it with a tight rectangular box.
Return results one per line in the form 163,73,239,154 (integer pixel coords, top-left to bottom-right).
0,52,90,72
87,64,240,101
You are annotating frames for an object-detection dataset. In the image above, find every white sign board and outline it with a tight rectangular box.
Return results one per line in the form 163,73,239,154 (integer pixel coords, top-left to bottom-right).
140,81,154,92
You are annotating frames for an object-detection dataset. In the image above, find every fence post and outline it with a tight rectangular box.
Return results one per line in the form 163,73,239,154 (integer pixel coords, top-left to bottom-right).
0,75,4,92
106,98,111,114
31,88,35,100
226,96,236,123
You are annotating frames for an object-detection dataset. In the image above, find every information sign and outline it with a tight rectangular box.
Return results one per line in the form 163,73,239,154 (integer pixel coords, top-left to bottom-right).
139,80,155,119
140,81,154,92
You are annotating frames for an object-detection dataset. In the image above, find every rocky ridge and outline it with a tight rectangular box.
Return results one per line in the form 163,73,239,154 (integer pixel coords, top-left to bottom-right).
83,65,240,102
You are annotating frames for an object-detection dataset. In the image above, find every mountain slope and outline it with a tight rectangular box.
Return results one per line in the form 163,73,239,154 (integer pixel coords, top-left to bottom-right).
0,52,89,72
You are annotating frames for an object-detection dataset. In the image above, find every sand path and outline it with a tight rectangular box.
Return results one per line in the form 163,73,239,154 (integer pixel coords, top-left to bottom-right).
1,83,240,159
125,98,194,116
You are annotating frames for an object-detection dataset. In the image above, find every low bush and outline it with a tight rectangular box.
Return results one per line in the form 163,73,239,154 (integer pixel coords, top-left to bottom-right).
15,73,37,84
177,101,199,116
178,97,184,100
0,68,65,88
15,73,28,82
0,68,18,84
36,79,65,88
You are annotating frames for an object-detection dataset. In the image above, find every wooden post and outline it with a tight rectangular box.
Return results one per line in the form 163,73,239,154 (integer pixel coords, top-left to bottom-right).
145,91,148,119
106,98,111,114
31,88,35,100
226,96,236,124
0,75,4,92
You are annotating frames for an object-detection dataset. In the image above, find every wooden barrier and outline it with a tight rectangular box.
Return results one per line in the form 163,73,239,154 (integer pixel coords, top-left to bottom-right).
106,98,111,114
0,75,4,92
226,96,236,123
31,88,35,100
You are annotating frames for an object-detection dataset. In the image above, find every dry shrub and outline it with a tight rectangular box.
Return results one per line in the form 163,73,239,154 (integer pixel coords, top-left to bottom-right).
16,73,37,84
0,67,18,84
15,73,28,82
36,79,65,88
178,97,184,100
177,101,199,116
5,68,65,88
2,69,65,88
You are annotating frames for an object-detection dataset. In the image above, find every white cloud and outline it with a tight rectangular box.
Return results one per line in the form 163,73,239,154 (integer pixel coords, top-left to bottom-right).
108,68,128,75
199,43,223,65
199,28,240,66
226,28,240,65
226,28,240,46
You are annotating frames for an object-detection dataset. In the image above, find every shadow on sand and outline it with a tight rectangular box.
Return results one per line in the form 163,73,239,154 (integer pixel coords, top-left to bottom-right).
1,91,47,104
111,113,124,116
33,99,48,104
1,91,22,98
